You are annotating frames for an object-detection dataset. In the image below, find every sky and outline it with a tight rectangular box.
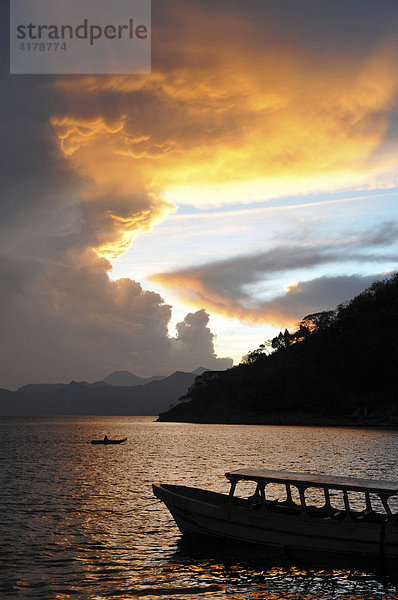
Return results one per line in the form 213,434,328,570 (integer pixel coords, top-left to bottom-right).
1,0,398,389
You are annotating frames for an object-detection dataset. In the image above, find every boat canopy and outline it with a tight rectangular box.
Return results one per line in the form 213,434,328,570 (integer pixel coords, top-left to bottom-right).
225,468,398,495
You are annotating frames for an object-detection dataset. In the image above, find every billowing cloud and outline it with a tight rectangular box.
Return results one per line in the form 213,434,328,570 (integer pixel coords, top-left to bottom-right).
50,113,175,260
0,50,232,390
169,309,232,370
0,245,231,389
1,1,398,387
49,0,398,221
151,222,398,324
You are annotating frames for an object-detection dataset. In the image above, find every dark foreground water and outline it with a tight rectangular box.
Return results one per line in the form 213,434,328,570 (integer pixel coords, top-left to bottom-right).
1,416,398,600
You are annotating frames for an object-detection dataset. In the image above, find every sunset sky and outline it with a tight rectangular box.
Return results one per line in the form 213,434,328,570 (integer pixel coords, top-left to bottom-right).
1,0,398,389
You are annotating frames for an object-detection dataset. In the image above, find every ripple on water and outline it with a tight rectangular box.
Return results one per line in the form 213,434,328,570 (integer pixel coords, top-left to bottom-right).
1,416,398,599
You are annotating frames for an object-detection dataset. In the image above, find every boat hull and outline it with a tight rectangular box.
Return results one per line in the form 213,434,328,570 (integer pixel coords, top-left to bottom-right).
91,438,127,445
153,484,398,558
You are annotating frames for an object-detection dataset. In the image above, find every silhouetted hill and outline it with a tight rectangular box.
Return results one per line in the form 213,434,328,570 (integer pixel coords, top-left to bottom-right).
0,371,198,416
17,380,110,393
192,367,211,375
18,382,70,393
102,371,164,387
158,274,398,426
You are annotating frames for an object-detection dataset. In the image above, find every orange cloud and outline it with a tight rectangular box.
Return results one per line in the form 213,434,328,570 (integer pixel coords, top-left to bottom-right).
151,270,265,323
50,4,398,261
51,114,174,261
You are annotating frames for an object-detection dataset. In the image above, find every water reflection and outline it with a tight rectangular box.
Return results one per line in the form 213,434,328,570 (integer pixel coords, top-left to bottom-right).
2,417,398,599
167,537,398,600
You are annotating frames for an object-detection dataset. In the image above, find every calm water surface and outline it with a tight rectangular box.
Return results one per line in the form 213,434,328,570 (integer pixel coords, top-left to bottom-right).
1,416,398,599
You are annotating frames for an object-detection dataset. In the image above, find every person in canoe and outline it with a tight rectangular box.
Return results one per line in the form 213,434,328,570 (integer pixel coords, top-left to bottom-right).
104,435,108,442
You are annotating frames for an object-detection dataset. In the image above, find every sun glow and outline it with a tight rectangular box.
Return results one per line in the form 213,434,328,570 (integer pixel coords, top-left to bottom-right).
284,282,299,293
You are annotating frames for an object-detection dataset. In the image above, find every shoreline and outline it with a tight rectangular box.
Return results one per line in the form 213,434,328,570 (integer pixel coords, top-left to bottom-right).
157,410,398,429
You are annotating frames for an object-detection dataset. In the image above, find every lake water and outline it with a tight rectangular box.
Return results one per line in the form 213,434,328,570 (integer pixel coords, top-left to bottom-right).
2,416,398,600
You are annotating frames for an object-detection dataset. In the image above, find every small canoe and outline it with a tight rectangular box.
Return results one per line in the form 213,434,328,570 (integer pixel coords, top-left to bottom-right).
91,438,127,445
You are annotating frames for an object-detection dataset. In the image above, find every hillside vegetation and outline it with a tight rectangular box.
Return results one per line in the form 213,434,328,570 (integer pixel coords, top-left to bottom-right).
158,274,398,425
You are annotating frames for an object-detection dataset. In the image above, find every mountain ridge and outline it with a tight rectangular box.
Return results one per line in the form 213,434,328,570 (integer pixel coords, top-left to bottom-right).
0,369,212,416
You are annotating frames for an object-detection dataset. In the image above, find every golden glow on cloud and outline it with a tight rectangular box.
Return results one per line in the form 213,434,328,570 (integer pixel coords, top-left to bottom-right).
51,114,174,261
150,269,294,326
51,7,398,265
94,210,152,260
51,115,125,156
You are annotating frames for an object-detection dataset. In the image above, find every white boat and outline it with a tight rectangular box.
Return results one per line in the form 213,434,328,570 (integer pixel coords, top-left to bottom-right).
153,468,398,558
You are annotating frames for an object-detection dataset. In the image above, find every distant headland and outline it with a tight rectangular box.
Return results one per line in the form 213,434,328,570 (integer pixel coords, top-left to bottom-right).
158,273,398,427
